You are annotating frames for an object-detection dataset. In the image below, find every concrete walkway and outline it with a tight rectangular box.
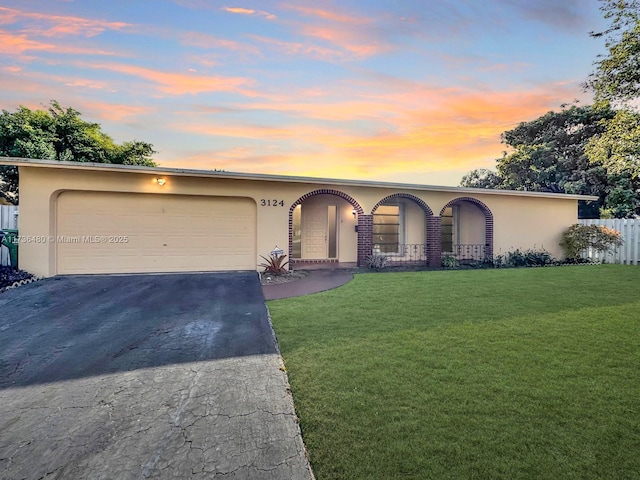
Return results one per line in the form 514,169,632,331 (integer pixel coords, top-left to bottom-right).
262,269,353,300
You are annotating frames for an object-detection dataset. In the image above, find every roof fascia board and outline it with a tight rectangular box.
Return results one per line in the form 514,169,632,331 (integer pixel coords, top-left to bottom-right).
1,157,599,201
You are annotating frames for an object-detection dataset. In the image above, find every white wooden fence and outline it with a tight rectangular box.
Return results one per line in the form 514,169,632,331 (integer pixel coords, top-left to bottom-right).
578,218,640,265
0,205,18,266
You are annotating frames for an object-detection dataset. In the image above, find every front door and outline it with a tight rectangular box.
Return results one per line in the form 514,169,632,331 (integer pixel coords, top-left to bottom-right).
301,203,328,259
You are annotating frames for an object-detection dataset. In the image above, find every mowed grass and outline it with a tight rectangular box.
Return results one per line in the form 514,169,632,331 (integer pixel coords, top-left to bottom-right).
268,265,640,480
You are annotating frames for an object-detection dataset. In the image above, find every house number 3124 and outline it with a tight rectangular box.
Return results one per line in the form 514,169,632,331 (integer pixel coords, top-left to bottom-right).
260,199,285,207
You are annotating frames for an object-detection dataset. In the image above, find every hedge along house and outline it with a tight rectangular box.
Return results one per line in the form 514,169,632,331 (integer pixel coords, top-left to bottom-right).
2,158,597,278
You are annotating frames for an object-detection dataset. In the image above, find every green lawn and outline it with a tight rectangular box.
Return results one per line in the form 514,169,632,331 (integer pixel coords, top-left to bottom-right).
268,265,640,480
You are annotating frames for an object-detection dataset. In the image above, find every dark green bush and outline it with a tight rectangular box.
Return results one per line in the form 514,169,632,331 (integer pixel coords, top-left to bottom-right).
0,266,35,290
491,249,555,268
367,253,389,270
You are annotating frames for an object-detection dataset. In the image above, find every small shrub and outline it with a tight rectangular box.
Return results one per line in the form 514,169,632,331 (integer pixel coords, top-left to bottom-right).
519,249,552,267
489,249,555,268
560,224,623,261
367,252,389,270
505,249,528,267
259,253,289,275
442,255,459,269
491,254,505,268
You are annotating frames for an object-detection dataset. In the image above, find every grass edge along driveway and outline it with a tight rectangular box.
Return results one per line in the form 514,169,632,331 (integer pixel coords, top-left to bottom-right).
268,265,640,480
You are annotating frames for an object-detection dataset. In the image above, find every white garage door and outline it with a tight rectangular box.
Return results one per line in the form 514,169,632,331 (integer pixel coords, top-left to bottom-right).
56,191,257,274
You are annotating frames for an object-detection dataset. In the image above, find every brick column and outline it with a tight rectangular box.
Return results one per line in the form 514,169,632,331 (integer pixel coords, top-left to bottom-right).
485,217,494,259
427,216,442,268
357,214,373,267
288,210,294,265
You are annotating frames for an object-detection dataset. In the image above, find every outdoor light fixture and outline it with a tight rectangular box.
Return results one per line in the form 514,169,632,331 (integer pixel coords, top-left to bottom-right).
155,178,166,186
352,209,357,218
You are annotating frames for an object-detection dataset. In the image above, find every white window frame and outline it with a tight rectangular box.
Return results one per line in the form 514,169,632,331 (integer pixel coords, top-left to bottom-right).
373,203,405,255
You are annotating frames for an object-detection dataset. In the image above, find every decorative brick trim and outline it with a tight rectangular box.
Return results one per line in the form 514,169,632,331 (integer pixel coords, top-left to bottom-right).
290,259,339,264
371,193,434,216
288,189,365,266
439,197,494,258
372,193,435,266
290,189,364,215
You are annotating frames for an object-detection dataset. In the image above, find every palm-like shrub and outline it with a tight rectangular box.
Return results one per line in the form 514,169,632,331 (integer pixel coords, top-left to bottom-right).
259,254,289,275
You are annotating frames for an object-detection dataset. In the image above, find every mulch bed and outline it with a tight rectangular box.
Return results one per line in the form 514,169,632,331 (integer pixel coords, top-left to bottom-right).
259,270,309,286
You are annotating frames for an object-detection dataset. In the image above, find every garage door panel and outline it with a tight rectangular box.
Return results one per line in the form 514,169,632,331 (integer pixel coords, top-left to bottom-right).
56,192,257,274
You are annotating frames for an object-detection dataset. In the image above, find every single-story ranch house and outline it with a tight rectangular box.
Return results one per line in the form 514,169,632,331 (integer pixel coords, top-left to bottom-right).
2,158,598,278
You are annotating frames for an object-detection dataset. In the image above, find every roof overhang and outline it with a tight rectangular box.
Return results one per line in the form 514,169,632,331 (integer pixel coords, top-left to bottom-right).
0,157,600,201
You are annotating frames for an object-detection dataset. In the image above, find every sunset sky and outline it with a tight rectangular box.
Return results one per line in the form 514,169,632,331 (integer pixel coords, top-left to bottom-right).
0,0,609,186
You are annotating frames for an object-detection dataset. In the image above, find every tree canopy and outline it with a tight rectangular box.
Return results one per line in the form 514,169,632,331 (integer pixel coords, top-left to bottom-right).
459,104,639,218
459,168,503,190
586,0,640,105
0,101,156,204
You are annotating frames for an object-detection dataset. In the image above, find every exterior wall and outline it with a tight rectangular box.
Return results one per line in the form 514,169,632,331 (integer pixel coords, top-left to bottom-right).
404,201,426,245
18,165,580,277
489,196,576,258
457,202,485,245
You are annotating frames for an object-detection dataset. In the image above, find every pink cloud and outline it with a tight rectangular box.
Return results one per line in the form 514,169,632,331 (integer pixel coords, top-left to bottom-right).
181,31,261,55
280,4,367,25
0,28,121,57
221,6,276,20
0,29,55,55
173,121,341,141
0,68,114,99
0,6,132,38
80,102,155,122
235,97,397,122
63,79,108,90
301,24,390,57
248,34,348,61
0,68,153,123
0,72,53,99
272,4,392,60
87,63,255,96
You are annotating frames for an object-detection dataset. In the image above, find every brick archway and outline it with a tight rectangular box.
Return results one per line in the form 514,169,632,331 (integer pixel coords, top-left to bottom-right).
371,193,434,216
290,189,364,215
371,193,438,266
288,189,366,265
440,197,494,258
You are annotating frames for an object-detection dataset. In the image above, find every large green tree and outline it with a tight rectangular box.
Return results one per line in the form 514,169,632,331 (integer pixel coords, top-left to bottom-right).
586,0,640,104
585,108,640,216
460,104,628,217
0,101,157,204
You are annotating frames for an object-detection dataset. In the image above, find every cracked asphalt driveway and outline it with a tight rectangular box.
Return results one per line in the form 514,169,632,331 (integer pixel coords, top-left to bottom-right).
0,272,313,479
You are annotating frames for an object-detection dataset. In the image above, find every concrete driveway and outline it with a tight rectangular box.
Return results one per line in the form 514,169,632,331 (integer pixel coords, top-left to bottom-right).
0,272,313,479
